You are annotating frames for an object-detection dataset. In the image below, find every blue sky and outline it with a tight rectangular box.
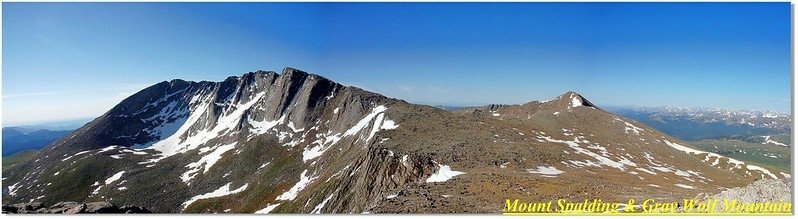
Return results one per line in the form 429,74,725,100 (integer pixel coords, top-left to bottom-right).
2,2,791,125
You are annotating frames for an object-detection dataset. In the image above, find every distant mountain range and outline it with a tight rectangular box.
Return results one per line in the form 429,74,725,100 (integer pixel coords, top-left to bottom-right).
5,118,90,133
608,106,791,141
2,67,784,213
2,127,72,156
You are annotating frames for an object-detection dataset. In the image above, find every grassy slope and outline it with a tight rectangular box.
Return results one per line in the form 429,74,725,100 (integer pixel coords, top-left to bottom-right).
2,150,38,171
690,139,790,172
767,133,791,146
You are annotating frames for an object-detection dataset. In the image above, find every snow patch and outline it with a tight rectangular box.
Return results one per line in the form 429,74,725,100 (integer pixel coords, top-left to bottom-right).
249,115,285,137
343,105,388,137
255,203,281,214
746,164,777,179
276,170,317,201
182,183,248,210
311,190,337,214
145,92,265,163
287,121,305,132
105,171,125,184
617,118,644,135
380,119,399,130
569,93,583,108
636,168,657,175
182,143,237,183
426,163,465,183
302,105,392,162
539,135,634,170
61,150,91,161
664,139,775,178
762,135,788,147
526,166,564,176
91,171,126,195
8,182,20,196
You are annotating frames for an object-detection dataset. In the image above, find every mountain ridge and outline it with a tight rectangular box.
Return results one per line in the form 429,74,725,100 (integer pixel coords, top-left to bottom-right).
3,67,786,213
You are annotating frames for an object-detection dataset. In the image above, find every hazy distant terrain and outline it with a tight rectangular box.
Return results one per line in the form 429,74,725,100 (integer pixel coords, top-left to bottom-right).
609,106,790,141
608,106,791,171
2,127,72,156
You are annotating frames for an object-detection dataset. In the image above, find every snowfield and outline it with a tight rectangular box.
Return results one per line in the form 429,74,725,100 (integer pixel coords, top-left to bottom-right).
426,163,465,183
527,166,565,176
182,143,238,183
276,170,317,201
182,183,249,210
255,203,281,214
105,171,125,184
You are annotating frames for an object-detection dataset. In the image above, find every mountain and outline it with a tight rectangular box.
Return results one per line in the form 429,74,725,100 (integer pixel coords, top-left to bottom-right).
3,127,25,138
2,127,72,156
2,68,787,213
3,118,90,133
609,106,791,142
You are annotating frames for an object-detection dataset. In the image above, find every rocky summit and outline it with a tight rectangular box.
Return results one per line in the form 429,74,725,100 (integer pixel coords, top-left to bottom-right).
1,67,788,213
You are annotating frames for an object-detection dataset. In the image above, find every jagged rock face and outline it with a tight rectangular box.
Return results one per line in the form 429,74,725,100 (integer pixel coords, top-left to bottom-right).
2,67,431,213
2,68,788,213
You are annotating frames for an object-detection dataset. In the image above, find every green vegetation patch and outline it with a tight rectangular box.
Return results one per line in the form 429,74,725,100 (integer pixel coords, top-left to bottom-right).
2,150,38,171
691,139,790,172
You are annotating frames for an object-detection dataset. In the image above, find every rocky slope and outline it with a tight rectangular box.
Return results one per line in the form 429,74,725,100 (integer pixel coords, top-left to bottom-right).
2,68,789,213
2,201,150,214
690,178,792,213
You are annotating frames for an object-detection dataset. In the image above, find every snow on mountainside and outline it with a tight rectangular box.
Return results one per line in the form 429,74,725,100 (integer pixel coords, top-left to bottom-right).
2,68,440,213
2,68,787,213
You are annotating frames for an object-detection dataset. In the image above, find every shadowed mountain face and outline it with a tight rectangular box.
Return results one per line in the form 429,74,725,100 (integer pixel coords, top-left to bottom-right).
2,68,787,213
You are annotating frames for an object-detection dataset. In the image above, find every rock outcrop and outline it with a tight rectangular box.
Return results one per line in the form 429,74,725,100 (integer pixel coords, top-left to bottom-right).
2,201,151,214
693,178,792,212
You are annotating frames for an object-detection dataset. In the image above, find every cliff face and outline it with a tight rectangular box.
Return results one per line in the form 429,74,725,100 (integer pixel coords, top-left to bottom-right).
3,68,785,213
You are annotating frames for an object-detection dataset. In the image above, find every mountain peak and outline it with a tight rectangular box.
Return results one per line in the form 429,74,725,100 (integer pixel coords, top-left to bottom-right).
253,70,277,75
555,91,596,108
279,67,336,83
282,66,304,75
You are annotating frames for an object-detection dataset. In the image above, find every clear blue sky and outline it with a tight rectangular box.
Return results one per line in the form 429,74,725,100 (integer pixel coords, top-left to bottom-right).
3,2,791,125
